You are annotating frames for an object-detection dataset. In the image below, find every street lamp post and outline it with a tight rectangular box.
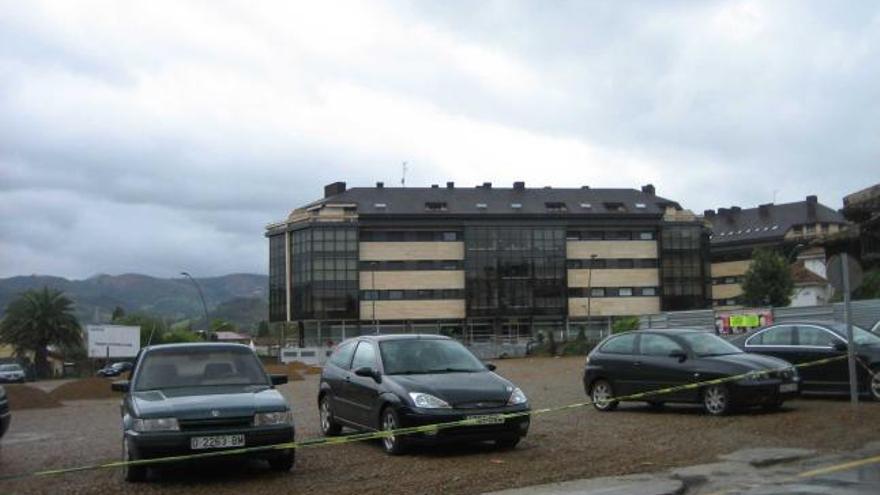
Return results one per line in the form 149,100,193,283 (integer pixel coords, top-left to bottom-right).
180,272,210,335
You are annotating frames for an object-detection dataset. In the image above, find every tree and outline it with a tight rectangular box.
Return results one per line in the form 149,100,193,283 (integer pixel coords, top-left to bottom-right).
111,305,126,322
741,248,794,307
0,287,83,378
853,268,880,300
257,320,270,338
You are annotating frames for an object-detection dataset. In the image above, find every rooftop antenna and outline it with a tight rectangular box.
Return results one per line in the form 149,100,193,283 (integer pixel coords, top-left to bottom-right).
401,161,408,187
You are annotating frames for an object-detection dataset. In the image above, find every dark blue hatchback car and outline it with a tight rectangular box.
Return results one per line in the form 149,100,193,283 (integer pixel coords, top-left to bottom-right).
112,343,294,482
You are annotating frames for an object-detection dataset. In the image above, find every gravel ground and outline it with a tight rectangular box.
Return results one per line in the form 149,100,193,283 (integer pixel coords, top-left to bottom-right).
1,356,879,495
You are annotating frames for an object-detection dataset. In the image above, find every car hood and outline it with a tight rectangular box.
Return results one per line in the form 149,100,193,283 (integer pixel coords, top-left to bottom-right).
388,371,514,407
131,386,288,419
709,353,792,371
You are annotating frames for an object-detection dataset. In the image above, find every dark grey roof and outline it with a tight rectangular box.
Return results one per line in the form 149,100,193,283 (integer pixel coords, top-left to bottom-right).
706,199,845,246
309,185,680,216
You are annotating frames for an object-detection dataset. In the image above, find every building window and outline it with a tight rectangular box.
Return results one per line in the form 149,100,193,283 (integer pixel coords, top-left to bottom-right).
545,202,567,212
269,234,287,322
360,230,461,242
640,287,657,296
638,231,655,240
590,288,605,297
805,224,816,234
425,202,447,211
604,202,627,212
619,288,633,297
291,226,358,320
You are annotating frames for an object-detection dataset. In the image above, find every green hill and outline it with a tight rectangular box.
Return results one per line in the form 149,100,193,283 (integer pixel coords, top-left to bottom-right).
0,273,268,331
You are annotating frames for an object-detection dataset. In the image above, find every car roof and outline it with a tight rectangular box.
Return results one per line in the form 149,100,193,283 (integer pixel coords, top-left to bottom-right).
349,334,452,342
143,342,253,352
634,328,709,335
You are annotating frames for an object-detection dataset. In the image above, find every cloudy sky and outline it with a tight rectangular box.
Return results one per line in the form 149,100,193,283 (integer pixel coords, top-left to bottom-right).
1,1,878,279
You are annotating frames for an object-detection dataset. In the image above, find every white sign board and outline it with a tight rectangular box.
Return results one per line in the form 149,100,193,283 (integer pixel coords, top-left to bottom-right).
87,325,141,358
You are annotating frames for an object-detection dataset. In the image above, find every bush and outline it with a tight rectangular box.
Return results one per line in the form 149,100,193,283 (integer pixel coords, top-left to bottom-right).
612,316,640,334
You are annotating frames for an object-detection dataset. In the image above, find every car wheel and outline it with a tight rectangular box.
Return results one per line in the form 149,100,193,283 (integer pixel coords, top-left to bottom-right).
122,438,147,483
703,385,731,416
495,436,521,450
319,395,342,436
380,407,407,455
268,450,295,472
590,380,618,411
870,367,880,402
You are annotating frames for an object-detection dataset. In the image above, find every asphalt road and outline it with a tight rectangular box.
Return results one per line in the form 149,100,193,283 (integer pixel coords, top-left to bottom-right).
1,356,879,495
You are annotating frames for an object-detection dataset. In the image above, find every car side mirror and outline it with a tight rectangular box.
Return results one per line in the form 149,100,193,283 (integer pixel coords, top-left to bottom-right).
111,380,130,392
354,366,380,381
485,363,497,371
270,374,288,386
833,341,848,352
669,350,688,362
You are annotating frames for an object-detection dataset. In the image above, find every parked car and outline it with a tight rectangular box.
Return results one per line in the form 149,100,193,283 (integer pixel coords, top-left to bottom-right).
97,361,133,377
584,329,800,415
318,335,530,454
0,363,26,383
0,385,10,439
111,343,294,482
730,321,880,401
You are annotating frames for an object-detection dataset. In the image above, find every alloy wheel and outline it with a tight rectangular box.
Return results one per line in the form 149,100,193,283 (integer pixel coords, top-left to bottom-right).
591,381,616,411
382,411,397,452
871,369,880,401
320,398,331,433
704,385,728,415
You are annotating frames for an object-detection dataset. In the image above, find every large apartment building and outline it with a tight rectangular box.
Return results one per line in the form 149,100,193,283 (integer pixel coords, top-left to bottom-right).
266,181,710,344
705,195,847,308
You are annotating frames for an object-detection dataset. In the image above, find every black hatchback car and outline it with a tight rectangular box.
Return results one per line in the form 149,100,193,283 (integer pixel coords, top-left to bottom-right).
318,335,530,454
731,321,880,401
112,343,294,482
584,329,800,415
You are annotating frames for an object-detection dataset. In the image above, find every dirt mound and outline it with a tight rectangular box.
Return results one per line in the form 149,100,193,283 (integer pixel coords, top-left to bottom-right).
4,384,62,410
264,363,304,381
49,377,120,401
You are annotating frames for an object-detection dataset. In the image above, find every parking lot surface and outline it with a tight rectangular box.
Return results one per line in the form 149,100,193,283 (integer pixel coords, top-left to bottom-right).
1,356,879,494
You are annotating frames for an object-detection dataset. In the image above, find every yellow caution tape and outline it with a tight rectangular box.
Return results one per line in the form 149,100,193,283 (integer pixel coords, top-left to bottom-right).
0,354,849,482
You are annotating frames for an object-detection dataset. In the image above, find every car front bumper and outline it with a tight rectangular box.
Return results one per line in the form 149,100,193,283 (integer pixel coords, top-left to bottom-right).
0,375,25,383
396,405,530,444
729,379,800,405
125,424,295,461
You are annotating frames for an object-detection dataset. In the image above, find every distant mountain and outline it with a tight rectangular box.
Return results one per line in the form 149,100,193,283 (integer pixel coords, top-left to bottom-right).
0,273,268,330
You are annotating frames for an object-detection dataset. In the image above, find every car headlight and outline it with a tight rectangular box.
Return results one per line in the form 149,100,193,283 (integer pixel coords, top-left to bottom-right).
508,387,528,405
254,410,294,426
409,392,451,409
132,417,179,432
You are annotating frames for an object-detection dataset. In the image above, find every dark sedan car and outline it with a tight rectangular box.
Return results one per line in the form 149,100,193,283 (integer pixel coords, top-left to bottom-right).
731,321,880,401
112,343,294,482
0,385,10,439
584,329,800,415
97,361,133,377
318,335,530,454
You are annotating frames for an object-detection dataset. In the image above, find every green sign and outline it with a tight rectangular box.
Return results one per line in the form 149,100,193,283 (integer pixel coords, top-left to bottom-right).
729,314,760,328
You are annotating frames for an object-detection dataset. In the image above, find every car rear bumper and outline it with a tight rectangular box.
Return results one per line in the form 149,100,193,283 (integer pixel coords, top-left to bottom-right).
125,424,295,461
396,406,530,444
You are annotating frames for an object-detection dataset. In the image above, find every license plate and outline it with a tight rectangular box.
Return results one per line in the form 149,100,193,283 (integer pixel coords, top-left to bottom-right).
190,434,245,450
466,415,505,425
779,383,798,393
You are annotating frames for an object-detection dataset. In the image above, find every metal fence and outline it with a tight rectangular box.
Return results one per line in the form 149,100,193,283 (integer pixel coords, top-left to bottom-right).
639,298,880,332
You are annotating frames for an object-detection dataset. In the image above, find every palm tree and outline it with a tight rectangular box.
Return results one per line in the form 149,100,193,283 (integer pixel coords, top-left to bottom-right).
0,287,82,378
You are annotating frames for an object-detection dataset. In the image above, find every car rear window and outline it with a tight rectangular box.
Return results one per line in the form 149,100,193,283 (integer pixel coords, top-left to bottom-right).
599,334,637,354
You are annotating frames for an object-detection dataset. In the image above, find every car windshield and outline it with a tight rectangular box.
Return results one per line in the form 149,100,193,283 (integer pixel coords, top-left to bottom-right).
379,339,486,375
134,347,268,391
830,324,880,346
0,364,22,372
678,333,743,357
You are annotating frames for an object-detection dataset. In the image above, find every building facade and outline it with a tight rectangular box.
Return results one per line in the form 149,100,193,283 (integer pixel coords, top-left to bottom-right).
267,181,710,344
705,196,847,309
